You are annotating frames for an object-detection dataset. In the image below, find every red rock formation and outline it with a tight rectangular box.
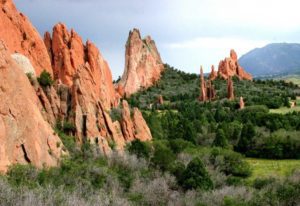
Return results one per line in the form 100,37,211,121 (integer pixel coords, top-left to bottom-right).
0,0,153,168
157,95,164,105
209,65,218,80
44,24,152,153
0,0,52,76
218,49,252,80
207,80,216,101
0,41,65,173
45,23,117,109
199,66,207,101
227,77,235,100
132,108,152,141
239,97,245,109
118,28,164,97
120,100,135,141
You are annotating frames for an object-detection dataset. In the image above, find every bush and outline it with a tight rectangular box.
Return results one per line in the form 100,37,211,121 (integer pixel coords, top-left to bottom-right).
212,129,229,148
210,148,252,177
37,70,54,87
179,157,213,190
127,139,152,159
169,138,194,154
151,141,176,171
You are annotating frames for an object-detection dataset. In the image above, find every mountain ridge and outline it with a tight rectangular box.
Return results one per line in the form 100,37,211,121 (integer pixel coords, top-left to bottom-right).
239,43,300,77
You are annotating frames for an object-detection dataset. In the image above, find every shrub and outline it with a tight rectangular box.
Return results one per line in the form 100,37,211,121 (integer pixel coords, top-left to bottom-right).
212,129,229,148
210,148,252,177
179,157,213,190
169,138,194,154
151,141,176,171
110,108,122,122
127,139,152,159
37,70,54,87
7,164,38,188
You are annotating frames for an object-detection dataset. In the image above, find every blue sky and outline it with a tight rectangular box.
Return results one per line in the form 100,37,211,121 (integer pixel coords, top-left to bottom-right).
15,0,300,79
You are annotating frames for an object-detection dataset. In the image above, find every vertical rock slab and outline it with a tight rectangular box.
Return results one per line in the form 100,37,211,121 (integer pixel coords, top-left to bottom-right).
0,41,64,172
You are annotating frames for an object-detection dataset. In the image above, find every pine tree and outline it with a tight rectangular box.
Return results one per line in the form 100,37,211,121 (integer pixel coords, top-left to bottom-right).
213,128,229,148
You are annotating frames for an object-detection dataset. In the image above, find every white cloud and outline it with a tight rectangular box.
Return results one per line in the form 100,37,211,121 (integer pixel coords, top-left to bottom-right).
166,37,270,55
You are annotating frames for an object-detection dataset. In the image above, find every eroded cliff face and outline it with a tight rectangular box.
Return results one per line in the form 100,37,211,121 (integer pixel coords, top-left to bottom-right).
218,50,252,80
0,0,52,76
42,24,152,154
118,28,164,97
0,41,65,173
0,1,153,172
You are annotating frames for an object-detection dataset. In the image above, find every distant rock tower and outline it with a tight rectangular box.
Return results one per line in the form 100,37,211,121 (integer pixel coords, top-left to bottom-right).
199,66,207,101
157,95,164,105
239,97,245,109
199,66,216,102
207,80,216,101
209,65,218,80
227,77,234,100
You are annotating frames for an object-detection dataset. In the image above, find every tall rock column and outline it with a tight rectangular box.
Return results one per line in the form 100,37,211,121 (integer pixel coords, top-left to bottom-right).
209,65,217,80
117,28,164,97
199,66,207,101
239,97,245,109
227,77,235,100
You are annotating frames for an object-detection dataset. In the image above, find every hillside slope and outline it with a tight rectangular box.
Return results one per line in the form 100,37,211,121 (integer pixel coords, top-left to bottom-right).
239,43,300,77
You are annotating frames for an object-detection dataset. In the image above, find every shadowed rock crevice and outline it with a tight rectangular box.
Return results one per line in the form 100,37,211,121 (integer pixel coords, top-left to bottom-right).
20,144,31,163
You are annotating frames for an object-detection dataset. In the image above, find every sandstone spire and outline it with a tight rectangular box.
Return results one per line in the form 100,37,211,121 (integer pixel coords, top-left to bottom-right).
209,65,218,80
218,49,252,80
207,80,216,101
117,28,164,97
227,77,234,100
199,66,207,101
239,97,245,109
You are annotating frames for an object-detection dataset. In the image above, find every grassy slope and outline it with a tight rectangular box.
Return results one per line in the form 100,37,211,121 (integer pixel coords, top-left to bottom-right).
277,74,300,86
246,158,300,182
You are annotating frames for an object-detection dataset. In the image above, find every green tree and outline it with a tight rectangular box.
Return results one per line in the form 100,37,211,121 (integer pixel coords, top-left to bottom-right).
236,122,255,153
179,157,213,190
151,141,176,171
128,139,151,159
37,70,54,87
213,128,229,148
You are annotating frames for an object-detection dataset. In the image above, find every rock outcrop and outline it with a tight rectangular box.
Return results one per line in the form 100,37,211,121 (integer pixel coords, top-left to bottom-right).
239,97,245,109
199,66,207,101
157,95,164,105
206,80,216,101
209,65,217,80
199,66,216,102
0,0,52,76
117,28,164,97
0,41,65,173
43,24,152,154
0,1,153,171
218,50,252,80
227,77,234,100
44,23,118,109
